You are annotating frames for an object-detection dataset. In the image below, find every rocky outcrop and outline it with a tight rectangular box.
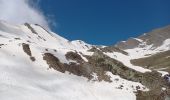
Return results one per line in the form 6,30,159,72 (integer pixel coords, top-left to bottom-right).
65,51,84,64
137,89,166,100
22,43,35,61
43,53,93,79
43,53,65,72
131,50,170,71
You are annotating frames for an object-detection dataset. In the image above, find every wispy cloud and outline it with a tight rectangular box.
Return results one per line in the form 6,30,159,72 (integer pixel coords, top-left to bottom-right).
0,0,49,29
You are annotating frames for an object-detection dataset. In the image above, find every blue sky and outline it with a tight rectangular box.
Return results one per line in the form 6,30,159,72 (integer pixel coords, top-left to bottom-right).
39,0,170,45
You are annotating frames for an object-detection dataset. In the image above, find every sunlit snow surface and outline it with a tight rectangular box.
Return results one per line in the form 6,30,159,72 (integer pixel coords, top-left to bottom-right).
0,21,148,100
0,42,139,100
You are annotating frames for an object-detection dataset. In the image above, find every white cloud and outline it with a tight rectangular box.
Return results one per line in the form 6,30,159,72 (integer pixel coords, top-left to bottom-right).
0,0,49,29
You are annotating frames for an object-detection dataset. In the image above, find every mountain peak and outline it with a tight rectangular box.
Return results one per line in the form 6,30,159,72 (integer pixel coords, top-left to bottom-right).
138,25,170,47
115,25,170,50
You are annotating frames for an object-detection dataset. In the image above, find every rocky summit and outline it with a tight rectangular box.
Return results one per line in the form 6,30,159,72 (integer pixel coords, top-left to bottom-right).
0,20,170,100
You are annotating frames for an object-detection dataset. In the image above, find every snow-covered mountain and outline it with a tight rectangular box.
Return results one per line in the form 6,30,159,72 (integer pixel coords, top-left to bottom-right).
0,20,170,100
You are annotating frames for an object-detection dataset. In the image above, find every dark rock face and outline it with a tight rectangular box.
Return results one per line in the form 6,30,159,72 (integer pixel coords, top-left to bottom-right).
137,86,170,100
65,51,84,63
43,51,131,82
43,53,94,80
86,50,141,82
22,43,35,61
136,89,165,100
22,43,32,56
43,53,65,72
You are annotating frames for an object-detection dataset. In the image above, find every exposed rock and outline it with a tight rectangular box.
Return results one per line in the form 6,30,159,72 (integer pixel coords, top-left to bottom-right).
131,50,170,71
43,53,65,72
136,71,170,100
22,43,36,61
43,52,113,82
24,23,38,35
65,51,84,63
115,38,141,50
136,87,170,100
43,53,93,79
30,56,36,61
22,43,32,56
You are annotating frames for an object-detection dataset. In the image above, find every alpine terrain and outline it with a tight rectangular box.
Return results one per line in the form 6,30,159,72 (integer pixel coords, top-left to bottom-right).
0,20,170,100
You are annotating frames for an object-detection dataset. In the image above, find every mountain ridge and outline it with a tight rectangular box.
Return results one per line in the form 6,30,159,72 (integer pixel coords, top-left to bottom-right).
0,20,170,100
115,25,170,50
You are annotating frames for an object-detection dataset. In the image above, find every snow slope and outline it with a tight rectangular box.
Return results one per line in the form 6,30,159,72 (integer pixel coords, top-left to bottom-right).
0,21,147,100
104,36,170,73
